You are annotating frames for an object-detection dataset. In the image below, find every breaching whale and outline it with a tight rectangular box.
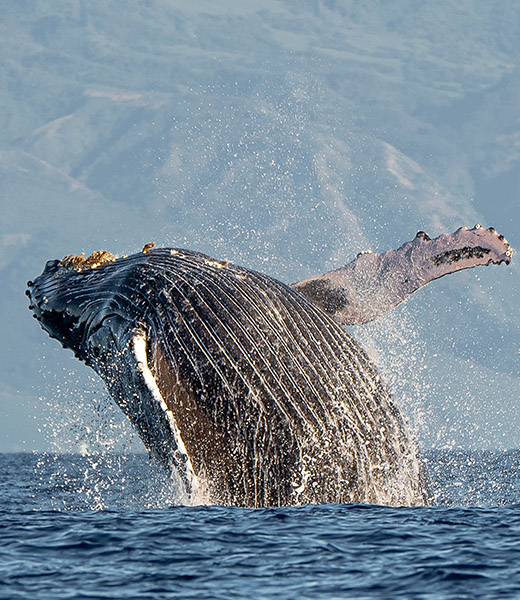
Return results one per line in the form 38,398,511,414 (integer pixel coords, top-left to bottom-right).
27,226,512,507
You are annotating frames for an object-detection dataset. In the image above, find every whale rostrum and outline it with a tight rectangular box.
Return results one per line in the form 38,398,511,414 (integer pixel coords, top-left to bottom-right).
27,226,512,507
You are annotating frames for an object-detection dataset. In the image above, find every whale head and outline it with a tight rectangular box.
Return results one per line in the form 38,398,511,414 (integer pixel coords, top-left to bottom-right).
26,251,135,366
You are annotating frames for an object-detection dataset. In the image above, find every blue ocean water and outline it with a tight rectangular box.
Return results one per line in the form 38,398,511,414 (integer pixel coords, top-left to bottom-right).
2,451,520,599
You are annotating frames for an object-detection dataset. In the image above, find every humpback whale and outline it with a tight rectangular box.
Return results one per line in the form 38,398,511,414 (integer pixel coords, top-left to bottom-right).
27,226,512,507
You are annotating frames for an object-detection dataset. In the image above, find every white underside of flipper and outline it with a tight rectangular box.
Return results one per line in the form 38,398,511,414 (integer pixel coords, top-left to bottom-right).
130,333,204,503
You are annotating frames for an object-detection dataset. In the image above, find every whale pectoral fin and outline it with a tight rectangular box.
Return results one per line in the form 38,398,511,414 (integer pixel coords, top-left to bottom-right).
90,327,197,498
292,225,513,325
128,333,198,495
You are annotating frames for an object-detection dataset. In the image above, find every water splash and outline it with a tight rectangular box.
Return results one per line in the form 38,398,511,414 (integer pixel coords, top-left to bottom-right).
33,364,184,510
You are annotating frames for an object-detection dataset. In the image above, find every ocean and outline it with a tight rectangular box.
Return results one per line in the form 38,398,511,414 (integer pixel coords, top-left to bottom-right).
2,451,520,599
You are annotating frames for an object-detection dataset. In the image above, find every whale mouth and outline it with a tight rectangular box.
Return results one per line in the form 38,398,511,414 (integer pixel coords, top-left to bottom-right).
26,255,134,362
26,268,89,360
27,274,74,344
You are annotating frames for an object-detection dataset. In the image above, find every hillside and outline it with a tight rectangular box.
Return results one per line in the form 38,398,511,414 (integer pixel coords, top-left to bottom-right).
2,0,519,451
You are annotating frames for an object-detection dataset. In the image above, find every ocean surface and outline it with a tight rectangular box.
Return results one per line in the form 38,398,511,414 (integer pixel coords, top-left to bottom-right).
2,451,520,599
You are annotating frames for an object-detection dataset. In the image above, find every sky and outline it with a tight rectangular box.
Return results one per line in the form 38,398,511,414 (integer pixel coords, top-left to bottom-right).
1,0,519,452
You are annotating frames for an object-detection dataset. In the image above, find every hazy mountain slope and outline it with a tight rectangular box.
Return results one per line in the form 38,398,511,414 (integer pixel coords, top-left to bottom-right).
1,0,518,451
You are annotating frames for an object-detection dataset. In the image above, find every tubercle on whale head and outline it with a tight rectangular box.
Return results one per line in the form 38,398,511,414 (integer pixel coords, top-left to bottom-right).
60,249,118,272
59,242,159,272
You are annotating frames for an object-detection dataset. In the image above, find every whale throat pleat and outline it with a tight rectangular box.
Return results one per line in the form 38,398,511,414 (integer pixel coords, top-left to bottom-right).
127,249,425,506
